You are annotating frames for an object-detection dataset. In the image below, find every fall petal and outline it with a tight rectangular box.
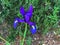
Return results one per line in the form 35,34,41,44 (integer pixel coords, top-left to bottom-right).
27,22,37,34
13,18,24,29
30,25,36,34
13,18,18,29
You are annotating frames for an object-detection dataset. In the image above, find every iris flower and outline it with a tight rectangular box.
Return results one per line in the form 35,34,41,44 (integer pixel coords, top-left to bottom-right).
13,5,37,34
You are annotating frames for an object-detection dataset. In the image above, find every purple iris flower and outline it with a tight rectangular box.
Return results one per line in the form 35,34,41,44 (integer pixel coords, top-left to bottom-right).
13,5,37,34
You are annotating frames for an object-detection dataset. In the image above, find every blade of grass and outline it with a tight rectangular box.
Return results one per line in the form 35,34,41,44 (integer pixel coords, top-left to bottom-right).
0,36,7,42
0,36,10,45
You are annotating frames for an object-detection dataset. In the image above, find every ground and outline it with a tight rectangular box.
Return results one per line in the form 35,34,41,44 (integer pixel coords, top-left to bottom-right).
0,22,60,45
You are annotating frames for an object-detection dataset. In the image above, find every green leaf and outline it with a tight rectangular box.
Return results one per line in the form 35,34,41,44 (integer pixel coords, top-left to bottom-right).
5,41,10,45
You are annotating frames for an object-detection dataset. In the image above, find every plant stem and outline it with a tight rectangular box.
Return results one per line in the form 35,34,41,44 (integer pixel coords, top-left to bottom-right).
21,23,27,45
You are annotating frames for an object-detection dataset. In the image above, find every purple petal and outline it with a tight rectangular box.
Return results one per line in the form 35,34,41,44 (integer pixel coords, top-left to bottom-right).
24,5,33,22
27,5,33,14
27,21,35,26
27,22,37,34
13,18,25,29
13,21,18,29
20,6,25,16
14,18,25,22
24,13,32,22
30,25,36,34
18,18,25,23
13,18,19,29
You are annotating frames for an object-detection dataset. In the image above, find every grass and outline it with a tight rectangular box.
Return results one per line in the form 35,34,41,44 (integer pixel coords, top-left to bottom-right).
0,0,60,45
0,36,10,45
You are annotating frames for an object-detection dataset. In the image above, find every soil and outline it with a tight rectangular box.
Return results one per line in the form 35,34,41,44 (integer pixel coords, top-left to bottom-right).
0,22,60,45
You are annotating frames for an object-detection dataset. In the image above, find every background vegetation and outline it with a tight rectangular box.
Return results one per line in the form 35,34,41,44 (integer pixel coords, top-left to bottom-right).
0,0,60,45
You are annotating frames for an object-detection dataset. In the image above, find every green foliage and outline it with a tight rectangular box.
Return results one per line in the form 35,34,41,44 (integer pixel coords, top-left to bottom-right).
5,41,10,45
0,36,10,45
6,28,19,42
26,37,32,45
0,0,60,45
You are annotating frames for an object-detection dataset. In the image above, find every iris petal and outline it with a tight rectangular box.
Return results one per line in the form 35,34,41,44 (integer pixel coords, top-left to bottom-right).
25,5,33,22
30,25,36,34
28,5,33,14
13,18,25,29
24,13,31,22
13,19,18,29
18,18,25,23
20,6,25,16
27,22,37,34
27,22,35,26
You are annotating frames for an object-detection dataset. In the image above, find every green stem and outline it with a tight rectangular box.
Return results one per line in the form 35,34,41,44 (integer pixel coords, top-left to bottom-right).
21,23,27,45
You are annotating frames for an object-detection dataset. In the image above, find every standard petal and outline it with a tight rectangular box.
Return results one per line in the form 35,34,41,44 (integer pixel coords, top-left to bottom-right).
20,6,25,16
27,5,33,14
25,5,33,21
